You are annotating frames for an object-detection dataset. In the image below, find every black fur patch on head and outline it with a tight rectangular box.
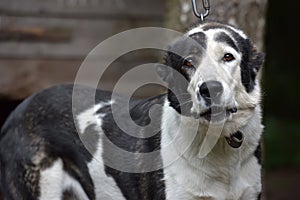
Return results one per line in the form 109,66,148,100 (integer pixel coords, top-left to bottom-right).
214,32,239,52
189,32,207,50
157,33,207,115
202,23,264,93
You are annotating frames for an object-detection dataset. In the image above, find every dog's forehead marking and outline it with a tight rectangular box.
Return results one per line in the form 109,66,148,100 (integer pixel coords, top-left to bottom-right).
226,26,247,39
188,28,238,56
214,32,239,52
188,23,247,40
188,31,207,50
187,24,249,60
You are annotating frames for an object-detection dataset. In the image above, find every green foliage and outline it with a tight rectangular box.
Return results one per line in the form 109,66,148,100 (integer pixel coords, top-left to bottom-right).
263,116,300,170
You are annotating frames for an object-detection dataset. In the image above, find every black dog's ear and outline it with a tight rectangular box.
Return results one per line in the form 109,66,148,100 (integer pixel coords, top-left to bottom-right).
156,51,175,84
249,48,265,85
250,48,265,73
155,63,168,82
155,63,167,81
240,40,265,92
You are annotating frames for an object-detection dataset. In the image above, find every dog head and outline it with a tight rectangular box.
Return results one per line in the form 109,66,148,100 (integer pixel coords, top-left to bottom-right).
158,22,264,127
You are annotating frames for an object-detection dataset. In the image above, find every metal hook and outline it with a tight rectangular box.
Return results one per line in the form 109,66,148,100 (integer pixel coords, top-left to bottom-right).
191,0,210,22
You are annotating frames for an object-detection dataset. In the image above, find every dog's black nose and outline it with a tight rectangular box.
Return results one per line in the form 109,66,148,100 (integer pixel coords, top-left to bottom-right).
199,81,223,103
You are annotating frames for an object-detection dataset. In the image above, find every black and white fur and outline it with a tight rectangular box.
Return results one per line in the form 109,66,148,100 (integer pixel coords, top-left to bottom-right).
0,22,264,200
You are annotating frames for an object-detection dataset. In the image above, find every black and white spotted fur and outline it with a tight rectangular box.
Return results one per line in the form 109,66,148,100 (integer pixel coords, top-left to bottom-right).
0,22,264,200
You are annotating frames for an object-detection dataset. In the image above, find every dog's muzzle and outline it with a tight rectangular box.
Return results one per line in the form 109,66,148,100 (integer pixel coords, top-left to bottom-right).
197,106,237,122
198,80,223,105
194,80,238,122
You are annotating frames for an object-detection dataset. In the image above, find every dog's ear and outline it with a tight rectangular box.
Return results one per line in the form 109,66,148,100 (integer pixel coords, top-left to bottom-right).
155,52,175,84
156,63,175,85
250,47,265,74
156,63,169,82
249,47,265,86
240,40,265,92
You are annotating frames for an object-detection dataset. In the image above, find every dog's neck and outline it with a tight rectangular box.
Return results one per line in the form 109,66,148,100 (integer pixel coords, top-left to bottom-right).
161,99,241,159
160,99,263,199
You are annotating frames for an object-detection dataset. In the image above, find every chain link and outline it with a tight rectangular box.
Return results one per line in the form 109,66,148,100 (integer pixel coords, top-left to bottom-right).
191,0,210,22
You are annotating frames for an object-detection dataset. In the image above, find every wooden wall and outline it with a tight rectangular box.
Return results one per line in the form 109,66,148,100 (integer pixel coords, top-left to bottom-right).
0,1,166,198
0,0,166,99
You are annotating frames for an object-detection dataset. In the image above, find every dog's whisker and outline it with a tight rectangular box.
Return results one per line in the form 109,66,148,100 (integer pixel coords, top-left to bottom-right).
175,93,191,97
179,99,192,106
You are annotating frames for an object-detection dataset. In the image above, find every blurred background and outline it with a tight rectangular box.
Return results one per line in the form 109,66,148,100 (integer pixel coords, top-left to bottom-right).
0,0,299,199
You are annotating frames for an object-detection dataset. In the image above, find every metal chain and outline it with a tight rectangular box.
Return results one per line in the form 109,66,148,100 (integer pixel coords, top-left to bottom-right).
191,0,210,22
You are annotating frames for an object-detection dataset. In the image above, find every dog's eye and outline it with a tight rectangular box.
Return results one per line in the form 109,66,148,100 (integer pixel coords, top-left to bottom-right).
183,58,195,67
223,53,235,62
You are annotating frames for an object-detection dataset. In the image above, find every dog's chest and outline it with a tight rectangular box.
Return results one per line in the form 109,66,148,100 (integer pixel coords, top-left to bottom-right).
160,105,261,200
162,157,246,200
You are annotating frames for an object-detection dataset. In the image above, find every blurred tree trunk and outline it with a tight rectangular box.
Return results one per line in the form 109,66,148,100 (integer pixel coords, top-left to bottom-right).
165,0,268,51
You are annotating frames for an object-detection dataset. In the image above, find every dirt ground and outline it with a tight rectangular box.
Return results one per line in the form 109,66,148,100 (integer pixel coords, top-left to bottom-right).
263,167,300,200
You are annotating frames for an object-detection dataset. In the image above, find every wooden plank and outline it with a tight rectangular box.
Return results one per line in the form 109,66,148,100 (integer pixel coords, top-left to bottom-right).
0,16,163,58
0,58,164,99
0,0,165,20
0,27,72,42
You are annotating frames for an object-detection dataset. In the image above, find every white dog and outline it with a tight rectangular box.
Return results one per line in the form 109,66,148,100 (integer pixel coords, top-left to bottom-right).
0,21,264,200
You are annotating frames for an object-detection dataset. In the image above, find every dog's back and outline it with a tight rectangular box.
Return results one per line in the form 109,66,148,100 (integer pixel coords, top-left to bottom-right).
0,84,165,200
